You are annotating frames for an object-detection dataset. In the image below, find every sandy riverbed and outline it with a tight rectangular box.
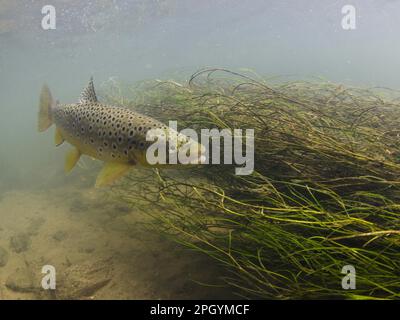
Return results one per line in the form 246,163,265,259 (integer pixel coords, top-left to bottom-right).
0,179,233,300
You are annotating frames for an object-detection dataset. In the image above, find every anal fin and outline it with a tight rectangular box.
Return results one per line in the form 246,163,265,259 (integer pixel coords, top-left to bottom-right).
95,162,133,188
55,128,65,146
65,148,81,173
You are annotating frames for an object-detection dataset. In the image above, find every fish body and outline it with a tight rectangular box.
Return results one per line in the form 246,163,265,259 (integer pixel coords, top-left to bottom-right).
38,78,205,187
53,102,167,166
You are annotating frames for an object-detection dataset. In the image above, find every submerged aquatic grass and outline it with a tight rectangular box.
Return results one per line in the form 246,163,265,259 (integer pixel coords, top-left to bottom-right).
106,69,400,299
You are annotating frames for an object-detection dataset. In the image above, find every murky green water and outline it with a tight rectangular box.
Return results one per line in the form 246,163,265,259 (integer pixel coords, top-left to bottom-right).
1,0,400,299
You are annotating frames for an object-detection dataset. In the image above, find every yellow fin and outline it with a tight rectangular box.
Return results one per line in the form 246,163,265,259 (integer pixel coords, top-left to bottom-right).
95,162,133,188
55,128,65,146
65,148,81,173
38,85,54,132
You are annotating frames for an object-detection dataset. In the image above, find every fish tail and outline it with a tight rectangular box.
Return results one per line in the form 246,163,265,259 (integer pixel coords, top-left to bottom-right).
38,84,55,132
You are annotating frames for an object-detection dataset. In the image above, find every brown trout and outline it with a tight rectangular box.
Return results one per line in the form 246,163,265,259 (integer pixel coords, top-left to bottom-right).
38,78,205,187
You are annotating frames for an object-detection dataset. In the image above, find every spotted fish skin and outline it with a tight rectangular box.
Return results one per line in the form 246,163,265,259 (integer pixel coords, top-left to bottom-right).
38,78,205,187
53,102,168,165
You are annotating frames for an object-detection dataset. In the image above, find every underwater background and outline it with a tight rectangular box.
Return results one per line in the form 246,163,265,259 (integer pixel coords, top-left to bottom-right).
1,0,400,299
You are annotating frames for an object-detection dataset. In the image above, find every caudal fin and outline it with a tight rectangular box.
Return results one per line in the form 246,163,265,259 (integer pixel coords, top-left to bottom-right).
38,85,55,132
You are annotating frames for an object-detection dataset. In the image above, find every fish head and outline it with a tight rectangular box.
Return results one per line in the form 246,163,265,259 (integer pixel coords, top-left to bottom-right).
174,132,206,165
144,127,206,166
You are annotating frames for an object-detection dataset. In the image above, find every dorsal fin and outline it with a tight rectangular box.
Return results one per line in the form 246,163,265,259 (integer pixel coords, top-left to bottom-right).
79,77,98,103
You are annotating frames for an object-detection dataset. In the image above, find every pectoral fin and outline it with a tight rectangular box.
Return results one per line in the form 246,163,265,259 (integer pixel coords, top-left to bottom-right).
65,148,81,173
95,162,133,188
55,128,65,146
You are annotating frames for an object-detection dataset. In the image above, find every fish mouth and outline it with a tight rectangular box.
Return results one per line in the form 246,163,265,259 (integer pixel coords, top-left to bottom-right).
171,141,206,165
148,130,207,165
184,142,206,165
198,144,207,164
